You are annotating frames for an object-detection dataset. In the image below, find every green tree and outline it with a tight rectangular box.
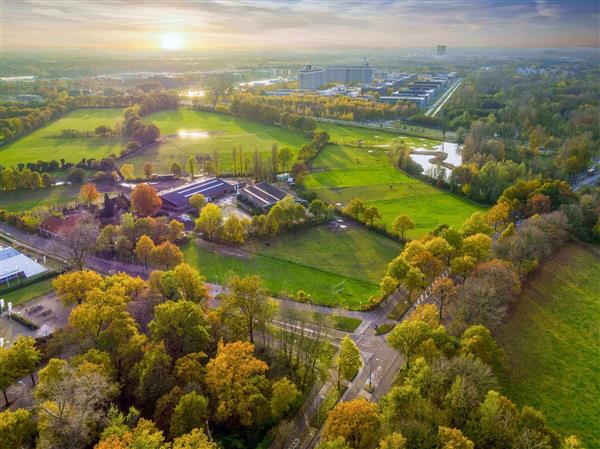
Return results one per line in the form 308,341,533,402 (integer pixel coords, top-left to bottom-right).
279,147,293,172
270,377,300,420
149,300,211,359
133,343,174,410
337,336,362,390
309,199,331,222
363,206,381,226
378,433,407,449
404,266,425,300
8,336,41,385
169,391,210,438
221,275,270,344
387,319,431,370
186,156,197,179
392,215,415,240
189,193,206,215
344,198,365,220
171,162,182,177
195,203,223,240
438,426,474,449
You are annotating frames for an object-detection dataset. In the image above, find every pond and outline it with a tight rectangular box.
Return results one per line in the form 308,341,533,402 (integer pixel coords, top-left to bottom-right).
410,141,462,176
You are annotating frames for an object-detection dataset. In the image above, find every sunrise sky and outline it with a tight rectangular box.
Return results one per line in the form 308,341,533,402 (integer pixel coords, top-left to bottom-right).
3,0,599,51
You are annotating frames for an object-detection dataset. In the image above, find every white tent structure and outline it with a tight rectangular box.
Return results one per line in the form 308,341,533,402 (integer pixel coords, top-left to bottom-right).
0,246,48,285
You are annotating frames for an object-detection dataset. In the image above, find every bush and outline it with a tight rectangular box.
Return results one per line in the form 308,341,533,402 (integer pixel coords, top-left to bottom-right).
8,312,40,330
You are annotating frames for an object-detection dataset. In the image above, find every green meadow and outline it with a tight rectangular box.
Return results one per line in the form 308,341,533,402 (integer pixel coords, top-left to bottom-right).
305,145,484,238
0,108,125,167
183,224,403,309
495,244,600,447
122,109,308,175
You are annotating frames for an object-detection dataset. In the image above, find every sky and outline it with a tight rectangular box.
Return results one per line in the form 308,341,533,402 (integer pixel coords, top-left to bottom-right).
2,0,599,51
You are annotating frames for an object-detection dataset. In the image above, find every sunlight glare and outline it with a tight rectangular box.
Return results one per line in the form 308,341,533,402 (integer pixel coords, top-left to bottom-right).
160,33,184,50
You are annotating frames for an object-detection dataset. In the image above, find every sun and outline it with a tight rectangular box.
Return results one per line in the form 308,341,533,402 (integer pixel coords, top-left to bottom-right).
159,33,184,51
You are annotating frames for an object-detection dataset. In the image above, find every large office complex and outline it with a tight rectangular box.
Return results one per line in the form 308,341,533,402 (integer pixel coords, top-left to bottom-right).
298,64,375,89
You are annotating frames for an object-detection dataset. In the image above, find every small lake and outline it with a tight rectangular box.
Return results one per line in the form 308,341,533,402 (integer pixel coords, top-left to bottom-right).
410,142,462,176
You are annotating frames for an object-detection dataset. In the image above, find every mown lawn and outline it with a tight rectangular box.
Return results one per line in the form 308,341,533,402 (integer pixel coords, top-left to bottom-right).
0,108,125,168
183,224,402,309
305,145,485,238
1,278,55,307
122,109,308,175
495,244,600,447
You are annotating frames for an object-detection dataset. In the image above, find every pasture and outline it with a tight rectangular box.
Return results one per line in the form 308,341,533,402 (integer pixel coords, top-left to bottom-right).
0,108,125,168
0,183,118,212
305,145,484,237
183,223,403,309
122,109,307,175
495,244,600,447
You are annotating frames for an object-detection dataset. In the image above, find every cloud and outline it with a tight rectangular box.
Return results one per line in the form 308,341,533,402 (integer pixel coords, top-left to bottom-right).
3,0,599,49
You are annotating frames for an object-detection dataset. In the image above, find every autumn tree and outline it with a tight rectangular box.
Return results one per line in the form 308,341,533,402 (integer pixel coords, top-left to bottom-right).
7,336,41,386
323,398,380,449
459,325,503,371
487,202,510,229
121,163,135,180
220,275,270,344
462,233,493,262
188,193,206,215
169,391,210,438
309,198,331,222
143,162,154,178
221,215,247,245
387,319,432,370
344,198,365,220
431,277,458,321
404,266,425,300
195,203,223,240
131,183,162,217
150,240,183,269
270,377,300,421
378,433,407,449
363,206,382,226
392,215,415,239
134,234,155,269
53,269,103,305
438,426,474,449
149,300,211,359
0,408,36,449
205,341,269,427
80,182,100,206
172,428,218,449
337,336,362,390
167,219,184,242
462,212,493,236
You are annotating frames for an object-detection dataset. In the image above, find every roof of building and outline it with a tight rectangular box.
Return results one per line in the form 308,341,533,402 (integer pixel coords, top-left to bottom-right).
160,178,235,208
0,246,48,282
40,214,81,235
239,182,288,208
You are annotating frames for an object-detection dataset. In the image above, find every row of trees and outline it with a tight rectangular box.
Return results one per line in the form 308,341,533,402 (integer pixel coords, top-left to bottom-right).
0,96,71,143
0,167,54,191
319,304,582,449
230,92,418,123
2,264,337,448
196,196,334,245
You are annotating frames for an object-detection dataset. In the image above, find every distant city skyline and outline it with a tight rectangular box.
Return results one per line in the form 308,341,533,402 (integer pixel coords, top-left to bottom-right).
3,0,599,51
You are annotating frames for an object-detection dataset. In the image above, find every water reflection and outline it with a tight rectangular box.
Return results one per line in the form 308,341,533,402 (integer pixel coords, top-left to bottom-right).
178,130,209,139
410,141,462,175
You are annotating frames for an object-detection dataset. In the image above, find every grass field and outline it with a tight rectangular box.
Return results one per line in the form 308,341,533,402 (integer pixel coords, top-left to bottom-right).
1,278,55,307
305,145,485,238
0,183,117,212
183,224,403,309
0,109,125,167
495,244,600,447
122,109,308,175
